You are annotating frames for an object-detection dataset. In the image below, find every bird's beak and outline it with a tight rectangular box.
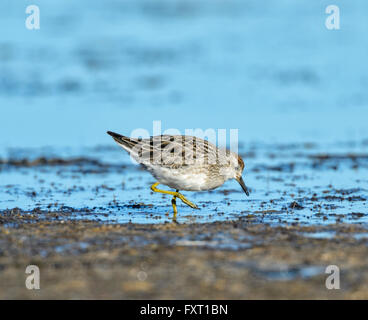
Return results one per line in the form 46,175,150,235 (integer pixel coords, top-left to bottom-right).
237,176,250,196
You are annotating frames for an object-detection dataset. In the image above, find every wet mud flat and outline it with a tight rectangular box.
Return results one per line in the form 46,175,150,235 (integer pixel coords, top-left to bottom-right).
0,141,368,298
1,214,368,299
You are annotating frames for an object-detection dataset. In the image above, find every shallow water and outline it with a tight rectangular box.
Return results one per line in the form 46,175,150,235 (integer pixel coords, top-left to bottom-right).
1,140,367,226
0,1,368,227
1,0,368,155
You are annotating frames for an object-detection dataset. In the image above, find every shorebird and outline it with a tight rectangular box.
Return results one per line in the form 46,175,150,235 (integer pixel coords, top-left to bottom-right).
107,131,250,219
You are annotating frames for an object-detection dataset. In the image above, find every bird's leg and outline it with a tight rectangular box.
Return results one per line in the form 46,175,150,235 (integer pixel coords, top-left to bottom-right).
150,182,199,210
172,193,178,222
176,193,199,209
151,182,177,197
172,194,178,214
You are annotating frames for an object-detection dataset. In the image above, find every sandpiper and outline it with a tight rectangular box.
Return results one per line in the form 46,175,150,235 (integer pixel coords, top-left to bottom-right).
107,131,250,218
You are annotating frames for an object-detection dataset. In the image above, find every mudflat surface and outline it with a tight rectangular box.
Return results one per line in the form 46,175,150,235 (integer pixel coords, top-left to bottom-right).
2,218,368,299
1,141,367,299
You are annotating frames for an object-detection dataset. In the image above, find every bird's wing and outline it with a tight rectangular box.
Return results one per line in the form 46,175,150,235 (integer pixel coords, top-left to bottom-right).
110,133,228,168
138,135,227,168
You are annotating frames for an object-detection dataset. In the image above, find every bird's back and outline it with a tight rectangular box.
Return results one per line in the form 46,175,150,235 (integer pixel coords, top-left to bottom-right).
116,134,231,170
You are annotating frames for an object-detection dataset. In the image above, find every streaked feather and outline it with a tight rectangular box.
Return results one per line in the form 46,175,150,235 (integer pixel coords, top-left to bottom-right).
113,134,231,169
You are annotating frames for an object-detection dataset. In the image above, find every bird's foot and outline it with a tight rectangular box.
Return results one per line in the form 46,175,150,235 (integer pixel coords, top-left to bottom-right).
176,193,199,209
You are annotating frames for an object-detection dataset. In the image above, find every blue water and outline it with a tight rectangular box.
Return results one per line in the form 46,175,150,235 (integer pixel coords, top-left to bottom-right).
1,0,368,154
0,1,367,225
0,142,367,225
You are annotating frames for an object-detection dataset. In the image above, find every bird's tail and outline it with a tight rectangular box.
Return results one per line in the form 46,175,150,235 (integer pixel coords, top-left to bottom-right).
107,131,139,151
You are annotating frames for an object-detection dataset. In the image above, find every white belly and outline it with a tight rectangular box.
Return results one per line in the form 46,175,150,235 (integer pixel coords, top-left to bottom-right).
146,165,221,191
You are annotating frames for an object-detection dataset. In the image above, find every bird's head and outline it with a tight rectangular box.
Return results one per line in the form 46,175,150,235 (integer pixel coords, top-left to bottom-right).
229,152,250,196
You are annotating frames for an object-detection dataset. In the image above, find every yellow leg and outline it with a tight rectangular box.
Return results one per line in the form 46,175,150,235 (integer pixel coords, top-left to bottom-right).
172,195,178,222
172,194,178,214
150,182,199,211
